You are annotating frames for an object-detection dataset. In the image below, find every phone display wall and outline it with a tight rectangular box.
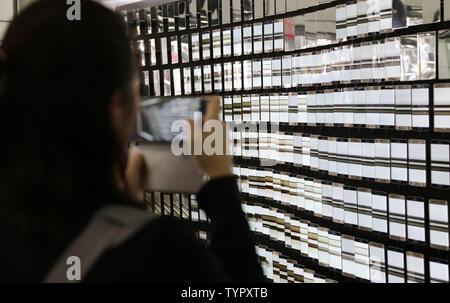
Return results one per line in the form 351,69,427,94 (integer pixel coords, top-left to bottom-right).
120,0,450,283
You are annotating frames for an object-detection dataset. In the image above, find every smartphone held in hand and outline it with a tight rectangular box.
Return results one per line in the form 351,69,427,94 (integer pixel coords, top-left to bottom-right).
132,144,205,194
134,96,208,194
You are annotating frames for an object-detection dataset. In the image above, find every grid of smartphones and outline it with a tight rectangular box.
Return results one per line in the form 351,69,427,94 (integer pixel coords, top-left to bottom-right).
123,0,345,36
145,192,211,243
431,141,450,187
243,201,450,283
434,84,450,132
222,87,431,130
145,192,211,224
255,245,337,283
335,0,441,41
144,190,335,284
234,166,449,250
439,30,450,79
124,0,442,39
231,129,429,186
141,15,335,65
139,33,450,85
140,31,436,93
124,0,450,283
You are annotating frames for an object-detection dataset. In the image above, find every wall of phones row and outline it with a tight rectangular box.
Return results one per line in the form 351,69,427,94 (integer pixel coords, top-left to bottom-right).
143,173,449,283
139,30,444,97
143,79,450,134
132,0,450,98
121,0,450,282
221,85,450,131
255,245,338,283
229,128,450,187
143,190,339,283
144,191,212,241
144,191,209,222
234,166,449,250
125,0,450,35
246,201,449,283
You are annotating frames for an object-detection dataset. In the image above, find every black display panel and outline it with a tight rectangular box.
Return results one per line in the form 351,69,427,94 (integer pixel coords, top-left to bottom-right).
121,0,450,283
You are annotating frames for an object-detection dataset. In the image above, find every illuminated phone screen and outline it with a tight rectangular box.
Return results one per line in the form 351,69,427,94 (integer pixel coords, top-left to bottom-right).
243,25,252,55
434,84,450,131
332,183,344,224
388,194,406,241
406,252,425,283
372,192,388,234
318,137,328,172
272,58,282,88
191,33,200,61
387,248,405,283
318,227,330,267
151,70,160,97
357,188,372,231
233,95,242,122
327,137,337,175
203,65,212,93
429,259,449,283
242,95,251,122
429,200,449,250
163,69,171,96
193,66,202,93
254,23,263,53
180,35,189,63
395,86,412,130
344,186,358,226
274,19,284,51
224,62,233,92
431,141,450,186
233,26,242,56
408,140,426,187
328,231,342,270
310,135,318,171
407,197,425,243
149,39,157,65
369,242,386,283
289,93,301,124
233,61,242,91
251,94,260,121
411,86,429,129
342,235,356,278
263,58,272,89
183,68,191,95
243,60,252,91
138,97,207,142
201,32,210,60
223,29,232,57
213,64,222,92
282,56,292,88
322,182,333,220
173,68,181,96
170,36,178,64
390,140,408,183
355,239,370,281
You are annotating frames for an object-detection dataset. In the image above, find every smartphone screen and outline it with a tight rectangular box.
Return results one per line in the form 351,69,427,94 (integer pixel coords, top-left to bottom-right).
137,97,207,142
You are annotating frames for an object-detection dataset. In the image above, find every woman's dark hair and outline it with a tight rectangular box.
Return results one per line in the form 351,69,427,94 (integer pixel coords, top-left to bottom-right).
0,0,135,237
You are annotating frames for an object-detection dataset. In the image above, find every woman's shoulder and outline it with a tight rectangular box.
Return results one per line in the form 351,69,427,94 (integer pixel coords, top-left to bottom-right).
137,215,199,241
84,214,208,282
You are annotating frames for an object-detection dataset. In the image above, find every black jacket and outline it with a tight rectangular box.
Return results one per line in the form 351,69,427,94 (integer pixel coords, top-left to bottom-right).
2,176,266,282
